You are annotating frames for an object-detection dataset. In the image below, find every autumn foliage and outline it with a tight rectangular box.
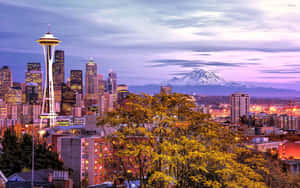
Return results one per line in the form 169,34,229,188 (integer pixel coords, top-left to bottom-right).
97,93,297,188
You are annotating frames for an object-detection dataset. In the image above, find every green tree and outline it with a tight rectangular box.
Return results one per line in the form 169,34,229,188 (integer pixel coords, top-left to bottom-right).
0,128,23,176
0,129,64,177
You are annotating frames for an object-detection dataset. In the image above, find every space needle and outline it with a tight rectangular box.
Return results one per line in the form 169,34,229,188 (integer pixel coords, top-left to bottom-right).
37,26,61,128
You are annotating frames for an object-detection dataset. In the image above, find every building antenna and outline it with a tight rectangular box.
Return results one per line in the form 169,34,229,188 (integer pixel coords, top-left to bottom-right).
48,24,51,33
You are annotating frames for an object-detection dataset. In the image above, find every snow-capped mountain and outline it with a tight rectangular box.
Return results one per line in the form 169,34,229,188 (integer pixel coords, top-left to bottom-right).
129,69,300,97
167,69,228,86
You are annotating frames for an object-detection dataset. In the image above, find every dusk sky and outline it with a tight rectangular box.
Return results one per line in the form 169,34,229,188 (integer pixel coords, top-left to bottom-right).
1,0,300,88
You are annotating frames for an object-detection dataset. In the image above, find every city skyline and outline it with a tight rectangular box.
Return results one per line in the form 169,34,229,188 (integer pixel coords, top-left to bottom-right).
0,0,300,88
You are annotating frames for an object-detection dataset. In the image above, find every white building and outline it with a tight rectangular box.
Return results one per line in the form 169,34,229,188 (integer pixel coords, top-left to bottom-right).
230,92,250,124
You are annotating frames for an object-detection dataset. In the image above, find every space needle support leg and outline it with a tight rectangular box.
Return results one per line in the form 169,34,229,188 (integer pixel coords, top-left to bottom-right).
40,45,48,129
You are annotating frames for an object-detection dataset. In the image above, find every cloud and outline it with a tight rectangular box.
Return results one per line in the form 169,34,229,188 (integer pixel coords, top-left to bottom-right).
259,76,296,79
283,64,300,67
198,53,211,56
247,58,261,61
1,0,300,86
261,69,300,74
149,59,259,68
193,32,216,36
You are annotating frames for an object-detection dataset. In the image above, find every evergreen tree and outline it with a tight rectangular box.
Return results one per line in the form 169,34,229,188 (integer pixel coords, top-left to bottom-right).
0,129,64,177
0,129,23,176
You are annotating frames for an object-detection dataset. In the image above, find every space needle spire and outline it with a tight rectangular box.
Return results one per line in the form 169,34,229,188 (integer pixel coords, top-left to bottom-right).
37,26,61,128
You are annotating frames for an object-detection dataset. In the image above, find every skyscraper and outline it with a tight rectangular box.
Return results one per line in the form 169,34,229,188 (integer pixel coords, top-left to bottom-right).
85,59,98,105
0,66,13,99
107,71,117,106
97,74,104,97
53,50,64,104
61,83,76,115
27,62,41,71
0,99,7,120
4,87,22,104
230,92,250,124
25,83,39,105
70,70,83,94
25,62,42,102
107,71,117,95
117,84,129,104
53,50,64,86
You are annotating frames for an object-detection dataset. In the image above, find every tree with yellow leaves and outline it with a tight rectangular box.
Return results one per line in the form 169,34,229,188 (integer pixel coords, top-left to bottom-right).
98,93,268,188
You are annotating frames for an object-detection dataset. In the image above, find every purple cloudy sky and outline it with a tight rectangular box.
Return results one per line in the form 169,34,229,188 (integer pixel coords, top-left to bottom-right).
0,0,300,88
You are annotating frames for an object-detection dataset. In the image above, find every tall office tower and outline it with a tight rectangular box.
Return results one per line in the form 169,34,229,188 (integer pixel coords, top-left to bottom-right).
61,83,76,115
75,93,83,107
97,74,105,112
22,104,40,124
53,50,64,103
0,99,7,119
4,87,22,104
230,92,250,124
70,70,83,94
107,71,117,94
85,59,98,105
27,62,41,71
98,93,113,115
72,93,83,117
25,83,39,104
13,82,26,103
53,50,64,85
97,74,104,96
103,80,108,93
0,66,13,99
25,62,42,102
37,29,61,128
117,84,129,104
107,71,117,106
160,85,172,95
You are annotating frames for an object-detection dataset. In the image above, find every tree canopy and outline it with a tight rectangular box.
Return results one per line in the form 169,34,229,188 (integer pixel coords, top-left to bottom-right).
0,128,64,177
98,93,272,188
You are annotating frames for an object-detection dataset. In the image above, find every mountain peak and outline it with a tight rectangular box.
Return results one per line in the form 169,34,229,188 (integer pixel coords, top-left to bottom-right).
167,69,227,86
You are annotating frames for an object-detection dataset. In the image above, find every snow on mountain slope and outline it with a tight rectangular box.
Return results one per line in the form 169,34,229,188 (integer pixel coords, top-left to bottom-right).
167,69,228,86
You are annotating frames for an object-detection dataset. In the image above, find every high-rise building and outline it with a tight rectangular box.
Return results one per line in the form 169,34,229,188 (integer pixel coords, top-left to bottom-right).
160,85,172,95
85,59,98,105
25,83,39,104
22,104,41,124
97,74,105,97
7,104,18,120
230,93,250,124
53,50,64,86
117,84,129,104
107,71,117,95
27,62,41,71
53,50,64,104
107,71,117,106
98,93,113,115
61,83,76,115
0,66,13,99
4,87,22,104
60,136,113,187
13,82,26,103
25,62,42,102
70,70,83,94
0,99,7,120
59,135,146,187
